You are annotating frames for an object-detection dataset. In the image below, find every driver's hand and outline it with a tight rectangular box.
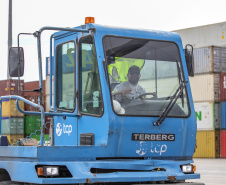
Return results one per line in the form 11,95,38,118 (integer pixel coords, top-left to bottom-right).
121,86,132,95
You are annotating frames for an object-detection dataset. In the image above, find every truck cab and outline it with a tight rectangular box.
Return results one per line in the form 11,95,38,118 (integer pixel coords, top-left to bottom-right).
0,18,203,185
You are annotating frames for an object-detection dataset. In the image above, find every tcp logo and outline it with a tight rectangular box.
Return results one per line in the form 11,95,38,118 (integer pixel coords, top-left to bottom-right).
56,123,72,136
56,123,62,136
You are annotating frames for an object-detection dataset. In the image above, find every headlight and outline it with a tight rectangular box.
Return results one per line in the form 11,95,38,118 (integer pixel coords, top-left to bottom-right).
46,167,59,176
181,164,195,174
37,166,59,177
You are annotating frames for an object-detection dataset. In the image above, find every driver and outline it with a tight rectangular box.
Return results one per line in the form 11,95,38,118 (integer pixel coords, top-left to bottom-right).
112,65,146,102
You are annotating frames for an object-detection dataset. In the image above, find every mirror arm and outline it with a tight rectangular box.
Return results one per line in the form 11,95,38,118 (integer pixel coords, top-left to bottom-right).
16,33,34,95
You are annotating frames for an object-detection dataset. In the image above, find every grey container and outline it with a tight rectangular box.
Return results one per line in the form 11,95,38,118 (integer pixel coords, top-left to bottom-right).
1,117,24,135
174,22,226,48
193,46,226,74
214,103,221,129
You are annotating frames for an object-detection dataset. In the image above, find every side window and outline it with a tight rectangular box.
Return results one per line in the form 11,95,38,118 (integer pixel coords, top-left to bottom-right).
56,41,75,111
79,36,103,115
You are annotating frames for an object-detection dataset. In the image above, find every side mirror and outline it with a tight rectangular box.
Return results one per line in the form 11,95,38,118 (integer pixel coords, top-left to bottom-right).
185,44,194,77
8,47,24,77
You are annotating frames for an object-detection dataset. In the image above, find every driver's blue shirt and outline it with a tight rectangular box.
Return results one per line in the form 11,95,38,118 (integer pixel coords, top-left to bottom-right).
112,81,146,102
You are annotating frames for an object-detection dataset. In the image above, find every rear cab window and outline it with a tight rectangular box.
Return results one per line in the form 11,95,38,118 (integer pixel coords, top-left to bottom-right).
56,41,76,111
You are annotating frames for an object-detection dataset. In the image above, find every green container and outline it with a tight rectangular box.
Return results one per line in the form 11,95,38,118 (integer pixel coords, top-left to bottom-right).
24,115,41,135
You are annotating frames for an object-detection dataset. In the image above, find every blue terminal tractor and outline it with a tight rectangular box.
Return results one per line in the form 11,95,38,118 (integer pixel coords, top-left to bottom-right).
0,17,204,185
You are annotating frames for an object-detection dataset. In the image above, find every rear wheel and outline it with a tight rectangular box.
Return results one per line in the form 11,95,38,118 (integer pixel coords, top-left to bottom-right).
0,169,10,182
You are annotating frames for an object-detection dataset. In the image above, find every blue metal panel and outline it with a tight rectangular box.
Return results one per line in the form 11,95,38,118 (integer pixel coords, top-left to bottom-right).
77,115,109,146
0,146,37,158
54,116,77,146
221,102,226,129
0,159,200,184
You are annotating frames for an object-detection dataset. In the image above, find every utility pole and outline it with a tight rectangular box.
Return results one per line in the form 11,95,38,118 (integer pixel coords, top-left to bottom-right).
7,0,12,79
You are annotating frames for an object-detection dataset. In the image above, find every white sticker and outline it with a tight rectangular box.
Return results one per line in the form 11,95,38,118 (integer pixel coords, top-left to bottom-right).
93,91,99,108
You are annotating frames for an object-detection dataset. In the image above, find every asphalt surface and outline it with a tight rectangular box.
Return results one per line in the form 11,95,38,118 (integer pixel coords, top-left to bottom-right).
187,158,226,185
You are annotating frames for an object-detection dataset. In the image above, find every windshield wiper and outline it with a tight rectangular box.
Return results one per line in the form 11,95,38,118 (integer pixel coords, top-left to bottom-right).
176,60,184,108
153,81,188,126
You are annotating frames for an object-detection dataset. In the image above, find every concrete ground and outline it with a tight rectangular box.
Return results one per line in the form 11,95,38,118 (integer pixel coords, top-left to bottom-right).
187,158,226,185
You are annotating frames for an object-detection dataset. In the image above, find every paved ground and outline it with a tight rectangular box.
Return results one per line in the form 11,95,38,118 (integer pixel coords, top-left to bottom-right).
187,158,226,185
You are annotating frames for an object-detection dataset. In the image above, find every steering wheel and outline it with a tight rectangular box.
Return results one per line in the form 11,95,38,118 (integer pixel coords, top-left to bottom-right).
136,92,157,100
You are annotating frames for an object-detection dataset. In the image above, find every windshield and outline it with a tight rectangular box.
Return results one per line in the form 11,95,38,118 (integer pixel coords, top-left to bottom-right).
103,36,189,117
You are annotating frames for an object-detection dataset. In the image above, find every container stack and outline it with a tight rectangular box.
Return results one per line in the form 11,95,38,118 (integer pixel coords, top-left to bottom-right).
0,79,25,145
0,79,49,145
190,46,226,158
219,73,226,158
0,79,24,97
24,81,50,142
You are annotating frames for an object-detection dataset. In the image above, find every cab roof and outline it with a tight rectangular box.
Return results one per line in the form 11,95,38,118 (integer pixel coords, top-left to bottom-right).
54,23,183,46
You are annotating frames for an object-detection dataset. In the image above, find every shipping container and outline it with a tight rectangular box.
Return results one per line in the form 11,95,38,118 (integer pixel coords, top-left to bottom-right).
24,96,40,112
24,115,41,135
193,130,220,158
45,94,54,112
189,74,219,102
24,80,45,97
24,98,46,112
45,116,52,134
193,46,226,74
45,76,54,96
219,73,226,101
221,102,226,129
46,57,55,76
4,134,24,145
174,22,226,48
220,130,226,158
45,75,54,112
1,117,24,135
0,79,24,97
194,102,220,130
2,99,24,117
24,116,51,135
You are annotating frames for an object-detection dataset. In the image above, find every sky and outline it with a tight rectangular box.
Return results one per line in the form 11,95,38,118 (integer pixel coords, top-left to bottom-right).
1,0,226,82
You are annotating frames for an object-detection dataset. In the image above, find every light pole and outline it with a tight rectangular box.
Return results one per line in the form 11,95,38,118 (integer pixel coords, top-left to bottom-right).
7,0,12,79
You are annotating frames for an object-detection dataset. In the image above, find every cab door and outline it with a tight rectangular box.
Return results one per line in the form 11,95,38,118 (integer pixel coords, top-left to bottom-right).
77,35,109,146
53,33,78,146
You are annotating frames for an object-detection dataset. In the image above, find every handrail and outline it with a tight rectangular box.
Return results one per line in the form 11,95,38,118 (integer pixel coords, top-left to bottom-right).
38,26,89,34
2,27,88,146
0,95,80,146
39,27,89,111
15,100,79,117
